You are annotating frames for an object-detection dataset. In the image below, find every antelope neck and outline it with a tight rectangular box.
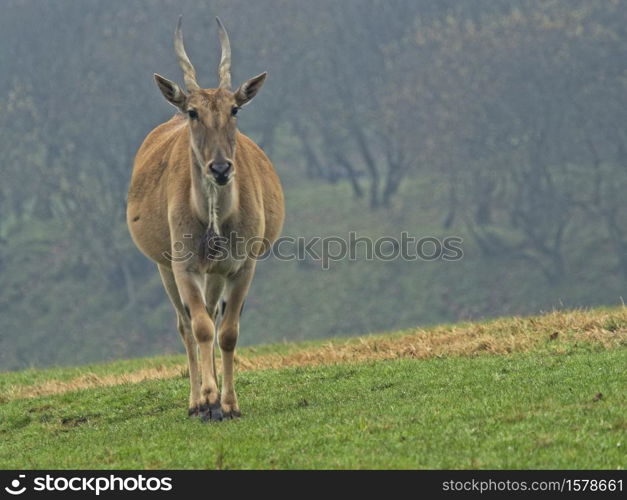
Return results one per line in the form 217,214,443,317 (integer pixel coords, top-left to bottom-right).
189,156,237,236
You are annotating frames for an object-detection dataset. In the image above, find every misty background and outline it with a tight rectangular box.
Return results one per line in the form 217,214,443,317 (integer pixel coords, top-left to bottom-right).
1,0,625,371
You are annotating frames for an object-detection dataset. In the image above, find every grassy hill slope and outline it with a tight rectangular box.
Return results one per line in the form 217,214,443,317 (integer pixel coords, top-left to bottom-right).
1,307,625,469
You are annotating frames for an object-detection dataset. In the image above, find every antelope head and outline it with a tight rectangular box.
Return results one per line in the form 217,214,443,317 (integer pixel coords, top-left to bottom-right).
154,17,267,187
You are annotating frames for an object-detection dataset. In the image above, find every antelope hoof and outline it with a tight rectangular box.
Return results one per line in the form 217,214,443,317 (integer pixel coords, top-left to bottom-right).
200,402,224,422
188,406,200,418
222,409,242,419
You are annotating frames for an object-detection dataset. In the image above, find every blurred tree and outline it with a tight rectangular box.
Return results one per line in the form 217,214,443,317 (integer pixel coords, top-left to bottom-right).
1,0,626,369
394,2,627,282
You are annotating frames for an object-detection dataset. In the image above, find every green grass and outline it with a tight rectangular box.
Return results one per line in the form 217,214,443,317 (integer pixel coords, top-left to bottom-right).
1,347,625,469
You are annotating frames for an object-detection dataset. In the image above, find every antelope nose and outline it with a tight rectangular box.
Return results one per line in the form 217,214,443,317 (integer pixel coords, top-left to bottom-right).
209,161,232,176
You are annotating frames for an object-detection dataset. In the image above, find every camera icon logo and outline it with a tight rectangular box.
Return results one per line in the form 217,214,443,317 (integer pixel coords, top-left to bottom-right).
4,475,27,495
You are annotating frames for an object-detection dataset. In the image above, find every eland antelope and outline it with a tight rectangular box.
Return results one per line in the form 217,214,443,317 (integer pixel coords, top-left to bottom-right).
127,17,284,421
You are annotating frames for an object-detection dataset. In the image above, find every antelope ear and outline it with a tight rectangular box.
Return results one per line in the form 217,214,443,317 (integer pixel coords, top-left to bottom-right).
154,73,187,110
234,72,267,107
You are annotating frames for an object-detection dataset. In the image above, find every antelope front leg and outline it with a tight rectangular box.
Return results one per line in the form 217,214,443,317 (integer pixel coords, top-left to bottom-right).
177,315,201,416
219,266,255,418
174,270,223,422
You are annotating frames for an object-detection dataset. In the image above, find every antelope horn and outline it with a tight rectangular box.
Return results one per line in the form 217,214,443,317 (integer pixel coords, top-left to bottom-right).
174,16,200,91
216,17,232,89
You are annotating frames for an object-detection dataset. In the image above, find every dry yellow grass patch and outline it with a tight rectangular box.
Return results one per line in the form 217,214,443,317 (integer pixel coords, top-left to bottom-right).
5,307,626,401
236,307,626,369
4,365,187,402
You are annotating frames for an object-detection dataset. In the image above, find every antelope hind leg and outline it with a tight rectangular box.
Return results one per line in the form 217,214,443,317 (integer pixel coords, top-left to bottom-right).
157,265,202,417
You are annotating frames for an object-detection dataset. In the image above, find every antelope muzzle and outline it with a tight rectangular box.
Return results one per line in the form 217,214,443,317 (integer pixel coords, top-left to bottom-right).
209,161,233,186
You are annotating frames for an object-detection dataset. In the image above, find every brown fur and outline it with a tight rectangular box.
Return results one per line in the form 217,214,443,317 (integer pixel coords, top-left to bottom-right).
126,20,284,420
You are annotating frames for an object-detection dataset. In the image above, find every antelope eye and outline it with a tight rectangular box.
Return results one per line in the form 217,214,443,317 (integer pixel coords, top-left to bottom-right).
231,106,239,117
188,109,198,120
